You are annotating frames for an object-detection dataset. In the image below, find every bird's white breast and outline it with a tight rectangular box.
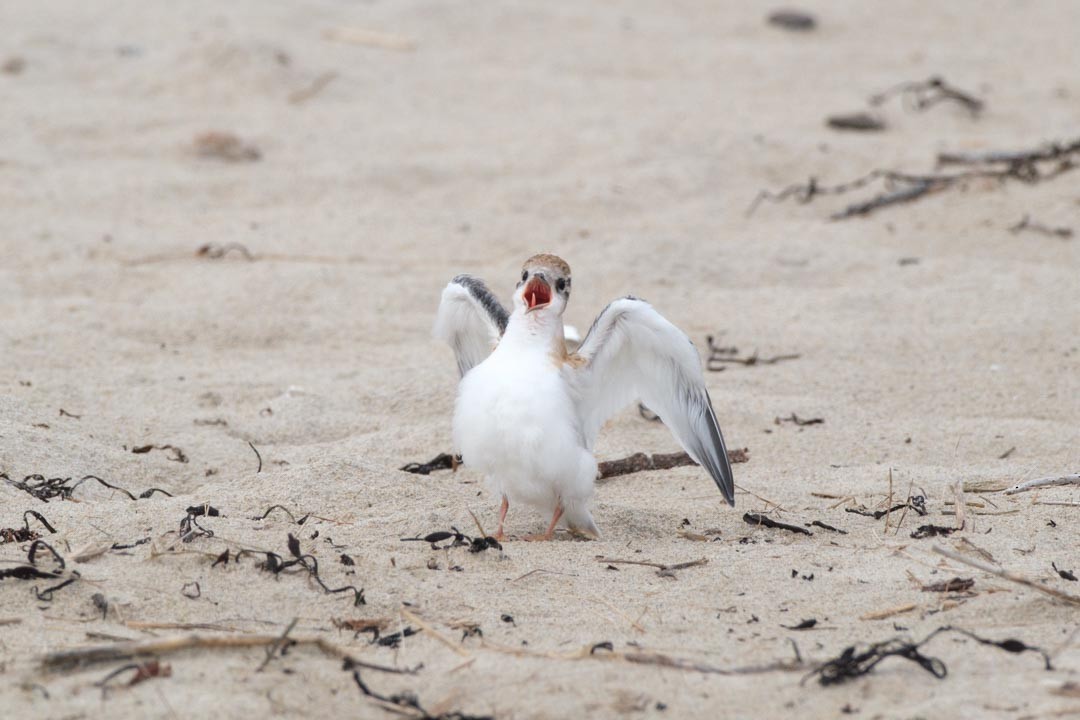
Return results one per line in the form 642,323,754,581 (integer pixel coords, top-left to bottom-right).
451,332,593,510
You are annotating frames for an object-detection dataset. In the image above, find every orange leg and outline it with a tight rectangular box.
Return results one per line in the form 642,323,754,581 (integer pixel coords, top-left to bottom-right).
523,503,563,542
494,495,509,541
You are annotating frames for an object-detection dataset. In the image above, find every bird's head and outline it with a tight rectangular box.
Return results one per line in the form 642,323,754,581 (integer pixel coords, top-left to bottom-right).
514,254,571,317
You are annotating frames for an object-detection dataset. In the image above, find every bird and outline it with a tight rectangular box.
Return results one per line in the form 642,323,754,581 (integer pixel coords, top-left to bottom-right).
433,254,734,540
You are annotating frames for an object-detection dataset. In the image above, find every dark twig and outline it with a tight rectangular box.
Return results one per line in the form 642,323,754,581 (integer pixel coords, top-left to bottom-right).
598,449,749,480
247,441,262,473
743,513,812,536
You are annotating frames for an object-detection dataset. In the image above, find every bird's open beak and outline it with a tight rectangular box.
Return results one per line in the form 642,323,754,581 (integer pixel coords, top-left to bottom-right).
523,276,552,313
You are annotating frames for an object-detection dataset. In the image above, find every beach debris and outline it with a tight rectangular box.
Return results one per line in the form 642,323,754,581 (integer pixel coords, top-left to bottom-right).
235,534,366,606
808,626,1050,686
921,577,975,593
706,336,800,371
1052,563,1077,582
1004,473,1080,495
0,511,56,544
846,495,926,520
178,504,221,543
809,520,847,534
933,545,1080,607
247,441,262,473
827,112,886,132
749,137,1080,220
596,556,708,578
870,76,984,116
401,447,749,480
110,537,150,552
783,619,818,630
766,9,816,31
2,472,171,502
251,504,309,524
288,71,338,105
775,413,824,426
601,448,750,479
400,453,458,475
0,540,79,602
911,524,955,539
131,444,188,463
96,660,172,694
196,242,256,260
193,131,261,162
743,513,812,536
400,527,502,553
1008,214,1073,239
2,56,26,74
181,582,201,599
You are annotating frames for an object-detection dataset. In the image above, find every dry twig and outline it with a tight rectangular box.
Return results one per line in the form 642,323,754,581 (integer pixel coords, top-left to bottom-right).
932,546,1080,607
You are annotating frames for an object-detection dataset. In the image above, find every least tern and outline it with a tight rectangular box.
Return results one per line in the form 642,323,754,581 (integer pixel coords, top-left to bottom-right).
434,254,734,540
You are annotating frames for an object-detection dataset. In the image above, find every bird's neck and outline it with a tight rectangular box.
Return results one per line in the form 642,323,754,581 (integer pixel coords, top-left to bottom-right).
503,309,565,354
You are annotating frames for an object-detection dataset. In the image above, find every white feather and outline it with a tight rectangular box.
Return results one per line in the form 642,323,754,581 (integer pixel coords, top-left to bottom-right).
569,297,735,505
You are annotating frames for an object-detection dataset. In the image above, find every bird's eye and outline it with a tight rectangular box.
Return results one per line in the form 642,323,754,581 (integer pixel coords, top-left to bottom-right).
556,278,566,293
521,270,528,282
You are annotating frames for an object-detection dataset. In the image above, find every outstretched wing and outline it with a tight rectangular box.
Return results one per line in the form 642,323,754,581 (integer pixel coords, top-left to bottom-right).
570,297,735,505
433,274,509,377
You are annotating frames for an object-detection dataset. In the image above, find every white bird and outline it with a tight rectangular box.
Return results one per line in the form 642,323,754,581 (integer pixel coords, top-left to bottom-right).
434,254,734,540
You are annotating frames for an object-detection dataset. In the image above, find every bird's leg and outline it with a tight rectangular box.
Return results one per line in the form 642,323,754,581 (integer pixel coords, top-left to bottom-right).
494,495,509,541
523,503,564,542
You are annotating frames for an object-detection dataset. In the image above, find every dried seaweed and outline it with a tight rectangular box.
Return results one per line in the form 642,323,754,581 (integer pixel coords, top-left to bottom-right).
400,528,502,554
2,472,170,503
911,524,955,539
846,496,926,520
0,511,57,544
400,453,458,475
348,663,493,720
0,540,79,603
179,504,221,543
131,444,188,463
251,505,309,525
237,533,365,607
750,137,1080,220
808,626,1050,686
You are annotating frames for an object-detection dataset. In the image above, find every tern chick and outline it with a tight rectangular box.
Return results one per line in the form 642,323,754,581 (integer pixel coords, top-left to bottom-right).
434,254,734,540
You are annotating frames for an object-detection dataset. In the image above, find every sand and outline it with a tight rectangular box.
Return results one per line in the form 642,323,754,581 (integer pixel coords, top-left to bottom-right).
2,1,1079,718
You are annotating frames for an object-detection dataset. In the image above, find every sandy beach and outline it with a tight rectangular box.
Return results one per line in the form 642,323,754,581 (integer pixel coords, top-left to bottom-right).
2,1,1079,718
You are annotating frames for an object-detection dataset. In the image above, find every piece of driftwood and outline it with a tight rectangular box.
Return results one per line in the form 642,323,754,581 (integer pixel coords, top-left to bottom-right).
932,546,1080,607
1003,474,1080,495
40,633,417,675
598,449,749,479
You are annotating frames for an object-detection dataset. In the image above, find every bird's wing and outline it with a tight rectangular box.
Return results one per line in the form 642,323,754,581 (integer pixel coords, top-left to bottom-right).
569,296,735,505
433,274,509,377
